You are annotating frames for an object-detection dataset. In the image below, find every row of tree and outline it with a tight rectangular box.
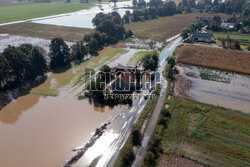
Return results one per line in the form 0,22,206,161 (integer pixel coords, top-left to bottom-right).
122,1,178,23
92,12,133,43
177,0,249,17
0,11,132,92
0,44,47,91
181,20,204,40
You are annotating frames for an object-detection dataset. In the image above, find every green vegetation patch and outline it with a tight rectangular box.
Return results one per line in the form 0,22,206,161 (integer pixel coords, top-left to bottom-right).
0,2,94,24
213,32,250,50
127,51,155,65
155,98,250,167
199,70,231,84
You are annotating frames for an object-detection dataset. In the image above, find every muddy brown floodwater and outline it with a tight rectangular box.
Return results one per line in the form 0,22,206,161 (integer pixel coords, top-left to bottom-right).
0,94,124,167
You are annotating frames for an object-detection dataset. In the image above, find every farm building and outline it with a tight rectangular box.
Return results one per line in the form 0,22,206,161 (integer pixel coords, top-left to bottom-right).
192,32,212,43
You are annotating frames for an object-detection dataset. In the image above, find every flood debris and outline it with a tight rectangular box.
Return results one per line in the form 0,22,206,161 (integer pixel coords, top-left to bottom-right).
63,121,111,167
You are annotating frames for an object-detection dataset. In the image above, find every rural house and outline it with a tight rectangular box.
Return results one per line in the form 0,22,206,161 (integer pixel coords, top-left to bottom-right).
192,32,212,43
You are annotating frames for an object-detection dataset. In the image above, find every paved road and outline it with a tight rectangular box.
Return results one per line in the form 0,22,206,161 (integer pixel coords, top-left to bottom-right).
132,36,182,167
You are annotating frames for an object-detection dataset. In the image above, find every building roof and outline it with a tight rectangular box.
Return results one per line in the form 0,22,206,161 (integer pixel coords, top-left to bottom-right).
192,32,212,39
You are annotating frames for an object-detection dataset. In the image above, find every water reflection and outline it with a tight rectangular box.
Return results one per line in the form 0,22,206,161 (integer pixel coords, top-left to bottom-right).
0,94,124,167
0,94,42,124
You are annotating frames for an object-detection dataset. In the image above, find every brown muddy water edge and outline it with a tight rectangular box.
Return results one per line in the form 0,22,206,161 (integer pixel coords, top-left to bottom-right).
0,93,124,167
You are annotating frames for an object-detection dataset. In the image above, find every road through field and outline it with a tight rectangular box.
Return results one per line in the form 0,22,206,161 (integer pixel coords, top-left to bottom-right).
73,36,181,167
132,36,181,167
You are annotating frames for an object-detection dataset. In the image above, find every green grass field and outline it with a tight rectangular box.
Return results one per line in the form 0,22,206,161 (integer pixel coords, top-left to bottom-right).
127,51,154,65
0,2,94,24
213,32,250,50
152,98,250,167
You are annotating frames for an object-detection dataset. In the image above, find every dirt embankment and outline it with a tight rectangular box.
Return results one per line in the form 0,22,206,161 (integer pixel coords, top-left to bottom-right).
173,65,192,100
177,45,250,75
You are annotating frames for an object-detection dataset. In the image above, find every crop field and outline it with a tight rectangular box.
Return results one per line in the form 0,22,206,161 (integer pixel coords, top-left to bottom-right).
0,1,94,24
125,13,230,41
177,45,250,75
0,23,93,42
213,32,250,50
157,98,250,167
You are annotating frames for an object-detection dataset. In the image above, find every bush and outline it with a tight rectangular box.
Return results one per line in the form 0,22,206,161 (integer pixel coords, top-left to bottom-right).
131,126,142,146
234,40,241,50
167,56,176,68
143,151,155,167
120,145,135,166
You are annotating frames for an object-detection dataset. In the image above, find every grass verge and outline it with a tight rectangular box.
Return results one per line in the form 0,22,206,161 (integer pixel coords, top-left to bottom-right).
127,51,155,65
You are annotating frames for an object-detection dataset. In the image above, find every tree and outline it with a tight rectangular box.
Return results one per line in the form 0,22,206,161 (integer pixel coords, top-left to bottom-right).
99,65,111,82
181,29,189,39
3,45,31,81
49,38,71,69
131,126,142,146
92,13,106,27
213,15,221,24
142,53,159,71
31,46,47,77
167,56,176,68
120,147,135,166
84,34,92,43
88,38,99,53
71,41,88,62
149,0,163,8
222,39,226,48
137,0,146,8
132,0,137,8
111,0,117,6
0,54,11,88
248,44,250,51
234,40,241,50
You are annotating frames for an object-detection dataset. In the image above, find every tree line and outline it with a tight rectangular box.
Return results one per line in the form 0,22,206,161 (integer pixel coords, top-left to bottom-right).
0,11,132,92
122,1,178,23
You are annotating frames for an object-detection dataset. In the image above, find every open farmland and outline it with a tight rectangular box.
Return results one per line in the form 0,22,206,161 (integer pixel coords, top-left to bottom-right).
157,98,250,167
177,45,250,75
0,1,94,24
125,13,230,41
0,23,92,42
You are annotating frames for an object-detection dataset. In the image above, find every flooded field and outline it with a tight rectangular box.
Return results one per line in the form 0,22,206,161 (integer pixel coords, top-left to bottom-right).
0,33,73,52
0,41,152,167
0,93,124,167
33,1,133,29
175,64,250,113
